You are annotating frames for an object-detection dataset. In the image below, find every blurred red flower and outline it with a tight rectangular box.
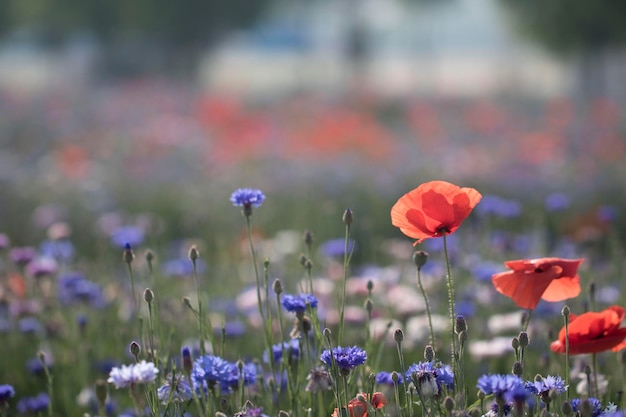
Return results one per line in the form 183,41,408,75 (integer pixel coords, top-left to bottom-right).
332,392,387,417
550,305,626,355
390,180,482,244
492,257,583,309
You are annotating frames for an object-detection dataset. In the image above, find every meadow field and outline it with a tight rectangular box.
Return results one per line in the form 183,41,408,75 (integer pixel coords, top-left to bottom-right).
1,82,625,417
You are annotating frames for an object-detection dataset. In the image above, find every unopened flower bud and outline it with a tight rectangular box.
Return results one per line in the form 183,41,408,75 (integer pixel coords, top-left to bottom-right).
581,399,593,417
365,298,373,314
512,361,523,377
412,251,429,269
182,346,193,375
123,243,135,264
342,209,353,225
455,315,467,334
458,330,467,346
424,345,435,362
188,246,199,261
512,337,520,350
394,329,404,343
130,341,141,357
144,288,154,303
444,396,455,413
145,250,154,264
304,229,314,246
562,305,570,317
279,410,291,417
367,280,374,292
518,331,529,348
263,258,270,268
95,379,107,406
391,371,400,384
273,278,283,295
561,400,573,417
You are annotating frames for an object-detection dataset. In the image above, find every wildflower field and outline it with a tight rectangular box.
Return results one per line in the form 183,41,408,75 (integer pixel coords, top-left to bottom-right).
1,84,626,417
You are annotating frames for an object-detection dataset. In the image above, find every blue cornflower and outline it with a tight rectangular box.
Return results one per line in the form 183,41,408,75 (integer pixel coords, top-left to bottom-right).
0,384,15,404
110,226,145,248
376,371,403,386
219,361,258,393
57,272,106,308
230,188,265,208
18,317,42,334
40,239,75,262
107,361,159,389
406,361,454,397
17,393,49,414
157,374,193,404
476,195,522,218
191,355,236,394
263,339,300,364
530,375,567,396
281,293,318,314
571,398,603,417
237,406,270,417
320,346,367,375
477,374,526,402
545,193,571,212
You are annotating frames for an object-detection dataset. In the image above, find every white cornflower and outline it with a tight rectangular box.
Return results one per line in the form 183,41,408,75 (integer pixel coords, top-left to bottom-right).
107,360,159,389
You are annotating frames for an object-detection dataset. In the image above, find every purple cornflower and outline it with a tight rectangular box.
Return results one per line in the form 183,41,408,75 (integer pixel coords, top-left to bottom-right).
26,257,58,278
0,234,10,250
18,317,42,334
545,193,571,212
571,398,603,417
40,239,75,262
320,345,367,375
107,360,159,389
57,272,106,308
157,373,193,403
477,374,526,403
191,355,236,393
236,406,269,417
406,361,454,397
475,195,521,218
17,393,49,414
530,375,567,396
9,246,37,266
0,384,15,404
376,371,404,386
220,361,258,393
281,293,318,314
263,339,300,364
111,226,145,248
230,188,265,208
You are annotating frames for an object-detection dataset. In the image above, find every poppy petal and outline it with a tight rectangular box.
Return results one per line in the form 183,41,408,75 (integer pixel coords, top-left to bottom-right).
541,275,581,302
491,267,560,309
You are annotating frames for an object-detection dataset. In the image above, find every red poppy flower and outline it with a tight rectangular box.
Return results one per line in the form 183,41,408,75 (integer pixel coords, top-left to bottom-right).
332,392,387,417
550,305,626,355
390,181,482,244
491,258,583,309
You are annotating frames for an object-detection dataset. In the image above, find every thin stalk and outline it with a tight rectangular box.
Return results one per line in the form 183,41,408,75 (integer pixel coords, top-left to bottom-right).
563,309,570,400
592,353,600,398
442,232,457,382
191,258,209,355
338,221,352,346
416,265,435,352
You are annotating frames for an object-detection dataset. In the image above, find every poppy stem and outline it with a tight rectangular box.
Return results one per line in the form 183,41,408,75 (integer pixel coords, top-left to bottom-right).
592,352,600,398
562,306,570,400
416,262,436,355
441,232,458,387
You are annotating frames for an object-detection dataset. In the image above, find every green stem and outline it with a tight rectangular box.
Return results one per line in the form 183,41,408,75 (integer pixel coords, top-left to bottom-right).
192,259,208,355
442,232,457,382
564,312,570,400
592,353,600,398
338,222,351,346
416,266,435,352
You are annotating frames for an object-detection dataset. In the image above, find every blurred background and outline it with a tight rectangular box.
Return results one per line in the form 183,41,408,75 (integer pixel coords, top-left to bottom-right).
1,0,625,250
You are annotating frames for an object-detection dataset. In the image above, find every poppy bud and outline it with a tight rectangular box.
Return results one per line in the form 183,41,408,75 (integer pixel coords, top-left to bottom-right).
562,305,570,317
145,250,154,264
391,371,400,384
512,361,523,377
263,258,270,269
413,251,429,269
304,229,314,246
130,341,141,358
273,278,283,295
364,298,373,314
188,246,199,261
512,337,520,350
518,331,529,348
394,329,404,343
144,288,154,303
342,209,353,225
455,315,467,334
424,345,435,362
367,280,374,292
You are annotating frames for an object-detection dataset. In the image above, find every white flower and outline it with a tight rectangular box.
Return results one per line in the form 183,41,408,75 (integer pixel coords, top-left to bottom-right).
107,360,159,389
